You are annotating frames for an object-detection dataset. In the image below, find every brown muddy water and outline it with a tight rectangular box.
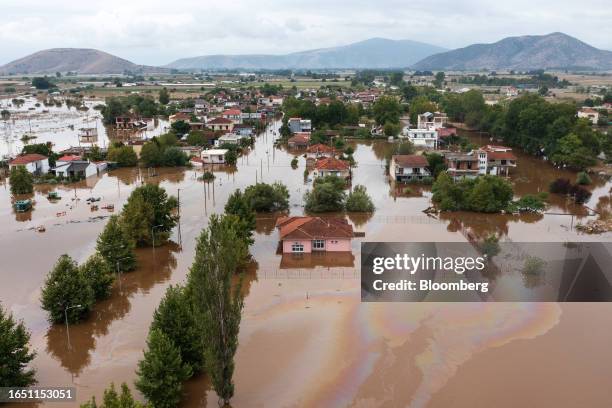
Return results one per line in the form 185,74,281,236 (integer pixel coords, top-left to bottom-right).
1,120,612,407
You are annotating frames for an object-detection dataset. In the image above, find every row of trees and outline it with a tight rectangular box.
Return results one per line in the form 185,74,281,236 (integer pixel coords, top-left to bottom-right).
304,175,375,213
282,97,362,129
440,91,611,168
40,184,177,324
132,182,274,406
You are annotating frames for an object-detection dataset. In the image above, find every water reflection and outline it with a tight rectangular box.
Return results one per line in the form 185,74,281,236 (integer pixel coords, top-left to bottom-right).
45,243,179,376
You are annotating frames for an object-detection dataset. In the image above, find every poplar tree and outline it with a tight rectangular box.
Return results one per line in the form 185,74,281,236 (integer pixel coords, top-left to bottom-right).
187,215,245,405
135,329,191,408
150,285,204,373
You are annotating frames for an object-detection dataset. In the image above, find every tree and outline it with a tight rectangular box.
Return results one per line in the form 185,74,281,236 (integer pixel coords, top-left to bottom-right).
162,147,188,167
550,133,597,169
140,142,163,167
159,88,170,105
383,122,401,137
425,152,447,178
433,71,445,88
151,285,203,373
9,166,34,195
225,190,256,245
107,145,138,167
41,255,95,324
409,96,437,124
466,176,514,213
81,383,145,408
121,185,178,247
170,120,190,135
187,215,245,405
346,185,375,212
372,96,402,125
96,215,136,273
32,77,52,90
0,304,36,387
304,178,346,213
243,182,290,212
80,255,114,301
186,131,207,146
224,149,238,165
136,328,191,408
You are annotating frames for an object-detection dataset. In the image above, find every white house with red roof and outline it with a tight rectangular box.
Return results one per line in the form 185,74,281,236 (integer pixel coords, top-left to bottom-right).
313,156,350,180
9,154,49,175
276,216,353,253
222,109,242,124
306,143,335,159
389,155,431,182
206,117,234,132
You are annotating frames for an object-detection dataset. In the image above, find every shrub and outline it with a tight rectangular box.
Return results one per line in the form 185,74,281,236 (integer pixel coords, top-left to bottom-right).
9,166,34,195
345,185,375,212
549,178,572,194
243,182,290,212
569,184,592,204
576,171,592,185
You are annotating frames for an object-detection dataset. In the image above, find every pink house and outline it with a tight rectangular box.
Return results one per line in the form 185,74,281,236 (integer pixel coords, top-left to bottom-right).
276,216,354,253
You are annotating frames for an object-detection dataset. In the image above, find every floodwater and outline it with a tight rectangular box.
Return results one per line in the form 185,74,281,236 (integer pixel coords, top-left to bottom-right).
1,116,612,407
0,96,169,157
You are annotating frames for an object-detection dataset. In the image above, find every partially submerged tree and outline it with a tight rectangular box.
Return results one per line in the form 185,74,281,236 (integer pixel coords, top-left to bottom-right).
0,304,36,386
346,185,375,212
96,215,136,273
150,285,204,373
187,215,245,405
80,255,114,301
41,255,95,324
136,328,191,408
9,166,34,195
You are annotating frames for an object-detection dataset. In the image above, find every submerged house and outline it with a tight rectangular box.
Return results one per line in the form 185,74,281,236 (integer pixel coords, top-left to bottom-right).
312,156,350,180
276,216,354,253
9,154,50,175
53,161,97,179
389,155,431,182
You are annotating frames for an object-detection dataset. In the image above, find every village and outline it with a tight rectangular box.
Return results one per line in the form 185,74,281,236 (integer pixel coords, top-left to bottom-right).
1,66,612,407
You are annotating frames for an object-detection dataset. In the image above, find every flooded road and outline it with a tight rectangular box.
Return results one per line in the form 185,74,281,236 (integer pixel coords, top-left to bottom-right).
1,120,611,407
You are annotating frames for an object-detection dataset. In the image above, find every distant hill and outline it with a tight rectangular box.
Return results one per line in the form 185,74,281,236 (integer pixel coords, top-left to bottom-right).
166,38,447,70
412,32,612,71
0,48,167,75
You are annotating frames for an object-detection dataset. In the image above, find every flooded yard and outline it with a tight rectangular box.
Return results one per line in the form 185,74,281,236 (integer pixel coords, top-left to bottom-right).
1,118,612,407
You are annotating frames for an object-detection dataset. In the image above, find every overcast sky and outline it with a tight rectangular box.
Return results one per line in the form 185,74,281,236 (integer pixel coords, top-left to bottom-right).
1,0,611,65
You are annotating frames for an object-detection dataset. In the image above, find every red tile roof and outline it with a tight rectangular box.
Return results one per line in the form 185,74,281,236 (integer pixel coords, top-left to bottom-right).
276,216,354,240
437,127,457,137
315,156,349,171
306,143,335,154
57,155,82,162
222,109,241,116
288,133,310,144
9,153,48,165
487,151,517,161
208,117,233,124
392,155,428,168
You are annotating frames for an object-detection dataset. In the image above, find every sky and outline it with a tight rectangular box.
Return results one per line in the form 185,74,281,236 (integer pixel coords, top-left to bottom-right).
1,0,611,66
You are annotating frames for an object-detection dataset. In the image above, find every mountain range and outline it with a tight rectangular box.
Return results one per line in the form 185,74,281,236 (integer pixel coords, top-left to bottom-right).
0,48,166,75
413,32,612,71
1,33,611,74
166,38,446,70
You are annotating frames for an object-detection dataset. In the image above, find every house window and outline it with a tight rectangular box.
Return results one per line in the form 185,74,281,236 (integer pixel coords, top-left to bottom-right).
313,240,325,250
291,243,304,253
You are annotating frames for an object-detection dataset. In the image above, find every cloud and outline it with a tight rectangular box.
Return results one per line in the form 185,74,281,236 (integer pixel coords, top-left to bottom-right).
0,0,611,65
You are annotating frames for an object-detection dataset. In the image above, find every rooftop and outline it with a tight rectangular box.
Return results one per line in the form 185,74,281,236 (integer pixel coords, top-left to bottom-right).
276,216,354,240
315,156,350,171
9,153,48,165
392,155,429,168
